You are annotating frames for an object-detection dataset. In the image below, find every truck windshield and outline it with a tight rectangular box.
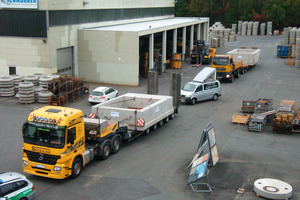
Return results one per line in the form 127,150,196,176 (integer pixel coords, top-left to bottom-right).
213,57,229,66
23,122,66,148
182,83,197,92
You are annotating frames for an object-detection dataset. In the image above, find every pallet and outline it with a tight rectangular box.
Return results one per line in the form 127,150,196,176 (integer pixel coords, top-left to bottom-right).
192,63,202,68
232,114,251,125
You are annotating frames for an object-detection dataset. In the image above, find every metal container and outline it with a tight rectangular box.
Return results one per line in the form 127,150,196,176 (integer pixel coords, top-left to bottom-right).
227,48,261,67
92,93,174,131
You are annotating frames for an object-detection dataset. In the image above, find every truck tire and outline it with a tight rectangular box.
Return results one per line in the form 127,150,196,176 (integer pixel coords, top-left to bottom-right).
71,158,82,178
101,142,111,160
169,113,175,119
213,94,218,101
235,71,240,78
229,75,234,83
112,135,121,154
144,128,150,135
164,116,169,123
191,98,196,105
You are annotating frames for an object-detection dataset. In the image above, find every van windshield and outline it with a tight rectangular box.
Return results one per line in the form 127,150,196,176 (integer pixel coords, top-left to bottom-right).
213,57,229,66
182,83,197,92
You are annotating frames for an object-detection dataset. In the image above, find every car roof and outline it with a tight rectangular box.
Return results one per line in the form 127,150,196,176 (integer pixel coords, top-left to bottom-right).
93,87,110,92
0,172,26,184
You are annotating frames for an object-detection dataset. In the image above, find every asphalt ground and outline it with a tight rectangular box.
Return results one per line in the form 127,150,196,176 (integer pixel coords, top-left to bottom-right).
0,35,299,200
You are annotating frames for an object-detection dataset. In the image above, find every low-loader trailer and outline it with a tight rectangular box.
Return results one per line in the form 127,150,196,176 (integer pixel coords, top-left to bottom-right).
22,93,177,179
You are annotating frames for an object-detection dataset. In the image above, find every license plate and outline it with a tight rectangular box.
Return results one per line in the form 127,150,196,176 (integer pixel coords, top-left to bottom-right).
36,164,45,169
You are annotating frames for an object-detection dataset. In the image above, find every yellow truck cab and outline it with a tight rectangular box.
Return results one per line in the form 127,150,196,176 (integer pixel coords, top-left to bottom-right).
22,106,119,179
212,55,242,83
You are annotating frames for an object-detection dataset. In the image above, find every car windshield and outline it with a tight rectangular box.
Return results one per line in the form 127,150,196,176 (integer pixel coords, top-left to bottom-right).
91,91,104,96
23,122,66,148
213,57,229,66
182,83,197,92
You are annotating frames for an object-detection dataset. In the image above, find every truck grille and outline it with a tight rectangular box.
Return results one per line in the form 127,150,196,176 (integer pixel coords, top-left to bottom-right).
216,68,226,71
24,150,60,165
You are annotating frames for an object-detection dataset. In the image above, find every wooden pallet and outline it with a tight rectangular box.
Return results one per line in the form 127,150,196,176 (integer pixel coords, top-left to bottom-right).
232,114,251,124
192,63,202,68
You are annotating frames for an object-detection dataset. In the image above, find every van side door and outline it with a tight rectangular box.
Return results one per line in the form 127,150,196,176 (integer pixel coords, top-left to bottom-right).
194,85,204,101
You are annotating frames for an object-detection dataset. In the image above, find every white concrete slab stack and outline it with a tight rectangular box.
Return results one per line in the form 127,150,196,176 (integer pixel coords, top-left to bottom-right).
282,28,290,45
242,22,248,36
296,29,300,68
267,22,272,36
253,22,259,36
224,28,231,42
260,23,266,35
232,24,237,34
238,21,242,35
247,22,253,36
289,28,296,45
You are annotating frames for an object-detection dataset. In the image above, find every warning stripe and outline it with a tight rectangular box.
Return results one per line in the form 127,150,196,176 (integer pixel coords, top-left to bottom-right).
89,113,96,118
137,118,145,126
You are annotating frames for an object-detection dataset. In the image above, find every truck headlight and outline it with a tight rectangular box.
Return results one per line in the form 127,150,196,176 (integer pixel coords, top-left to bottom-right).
226,74,230,78
23,160,28,166
53,167,61,171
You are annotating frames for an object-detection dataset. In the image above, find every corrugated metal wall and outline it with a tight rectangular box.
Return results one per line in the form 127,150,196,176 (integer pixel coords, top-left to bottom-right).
0,10,47,37
49,7,174,26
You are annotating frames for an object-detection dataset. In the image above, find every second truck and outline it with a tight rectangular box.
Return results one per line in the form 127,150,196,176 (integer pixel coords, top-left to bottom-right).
22,93,178,179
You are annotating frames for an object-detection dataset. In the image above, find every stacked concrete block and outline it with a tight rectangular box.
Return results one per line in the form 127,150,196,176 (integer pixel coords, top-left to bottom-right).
242,22,248,36
260,23,266,35
0,76,15,97
282,28,290,45
224,29,231,41
267,22,272,36
10,74,22,94
289,28,296,45
253,22,259,36
238,21,242,35
296,33,300,68
24,75,39,86
38,91,53,104
231,24,237,34
39,76,54,91
34,86,43,101
247,22,253,36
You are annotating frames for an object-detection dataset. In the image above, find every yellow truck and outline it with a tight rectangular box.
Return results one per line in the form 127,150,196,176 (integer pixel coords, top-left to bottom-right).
212,55,243,83
22,94,177,179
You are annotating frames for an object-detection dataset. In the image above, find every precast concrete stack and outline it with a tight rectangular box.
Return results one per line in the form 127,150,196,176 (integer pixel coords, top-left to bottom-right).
212,37,218,48
282,28,290,45
289,28,296,45
267,22,272,36
238,21,242,34
34,86,43,101
38,91,53,104
260,23,266,35
231,24,237,34
39,76,53,90
296,30,300,68
23,75,39,86
18,82,35,104
242,22,248,36
224,29,231,42
253,22,259,36
0,76,15,97
229,32,237,42
247,21,253,36
10,74,22,94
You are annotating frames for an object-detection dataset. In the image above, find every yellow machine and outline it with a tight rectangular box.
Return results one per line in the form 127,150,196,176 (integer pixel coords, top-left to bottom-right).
22,106,119,179
212,55,243,83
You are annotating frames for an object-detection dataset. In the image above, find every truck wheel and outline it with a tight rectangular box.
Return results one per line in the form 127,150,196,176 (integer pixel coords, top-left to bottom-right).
101,142,111,160
71,158,82,178
112,135,121,154
191,98,196,105
235,71,240,78
164,116,169,123
169,113,175,120
240,68,245,74
229,76,234,83
213,94,218,101
144,128,150,135
158,120,164,127
150,123,157,131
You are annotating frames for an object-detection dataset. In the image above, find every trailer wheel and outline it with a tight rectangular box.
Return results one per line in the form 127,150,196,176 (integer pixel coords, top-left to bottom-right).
169,113,175,120
164,116,169,123
71,158,82,178
240,68,245,74
151,123,157,131
112,135,121,154
158,120,164,127
101,142,111,160
144,128,150,135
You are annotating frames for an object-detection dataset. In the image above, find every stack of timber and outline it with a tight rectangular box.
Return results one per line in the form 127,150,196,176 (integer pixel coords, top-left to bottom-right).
232,114,251,124
273,100,295,134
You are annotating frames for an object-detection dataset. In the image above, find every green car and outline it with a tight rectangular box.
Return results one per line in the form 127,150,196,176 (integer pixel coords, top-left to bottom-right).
0,172,35,200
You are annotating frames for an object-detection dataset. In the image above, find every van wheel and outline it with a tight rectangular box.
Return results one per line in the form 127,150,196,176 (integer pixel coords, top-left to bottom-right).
213,94,218,101
112,135,121,154
191,98,196,105
101,142,111,160
71,158,82,178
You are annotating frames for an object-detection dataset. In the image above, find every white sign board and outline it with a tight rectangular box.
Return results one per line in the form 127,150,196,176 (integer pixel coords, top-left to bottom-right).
0,0,38,9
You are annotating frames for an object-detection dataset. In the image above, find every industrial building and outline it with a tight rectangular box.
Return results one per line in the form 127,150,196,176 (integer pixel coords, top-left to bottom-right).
0,0,209,86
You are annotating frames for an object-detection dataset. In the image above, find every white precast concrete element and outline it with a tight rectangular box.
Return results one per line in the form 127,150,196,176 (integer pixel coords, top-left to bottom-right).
78,17,209,86
267,21,273,36
238,21,242,35
282,28,290,45
260,23,266,36
254,178,292,199
296,38,300,68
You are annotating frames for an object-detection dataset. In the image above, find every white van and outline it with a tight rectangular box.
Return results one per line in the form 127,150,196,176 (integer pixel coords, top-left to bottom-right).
181,67,221,105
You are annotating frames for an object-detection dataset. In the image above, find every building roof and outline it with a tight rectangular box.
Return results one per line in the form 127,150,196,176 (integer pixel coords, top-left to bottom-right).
85,17,209,36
